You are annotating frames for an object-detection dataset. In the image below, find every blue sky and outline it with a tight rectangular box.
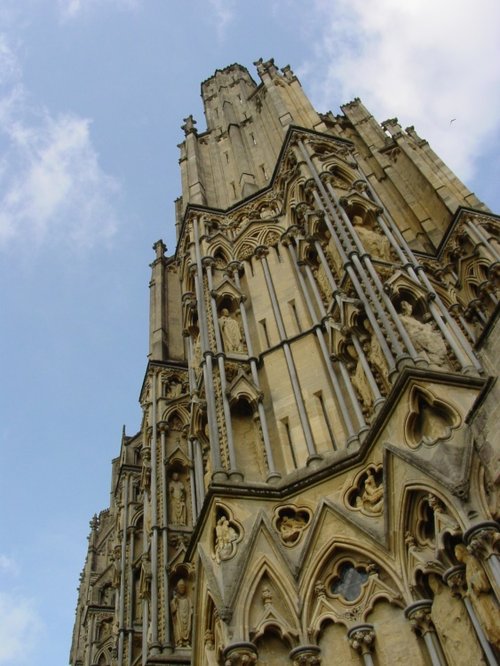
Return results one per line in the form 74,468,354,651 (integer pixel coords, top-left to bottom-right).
0,1,499,663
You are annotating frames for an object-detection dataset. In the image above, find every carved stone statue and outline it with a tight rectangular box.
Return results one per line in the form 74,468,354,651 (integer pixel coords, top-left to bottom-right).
191,333,202,371
429,574,487,666
166,379,182,398
352,357,373,412
352,215,391,262
367,332,390,392
169,472,187,526
356,469,384,515
218,308,244,352
455,544,500,649
399,301,448,368
139,552,152,600
278,514,307,544
111,545,121,588
214,516,238,563
170,579,192,647
314,263,331,302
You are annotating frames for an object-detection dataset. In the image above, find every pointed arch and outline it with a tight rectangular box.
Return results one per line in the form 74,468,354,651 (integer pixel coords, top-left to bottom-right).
238,556,299,645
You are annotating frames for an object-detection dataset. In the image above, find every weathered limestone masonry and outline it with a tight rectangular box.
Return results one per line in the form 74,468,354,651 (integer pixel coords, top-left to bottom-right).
70,59,500,666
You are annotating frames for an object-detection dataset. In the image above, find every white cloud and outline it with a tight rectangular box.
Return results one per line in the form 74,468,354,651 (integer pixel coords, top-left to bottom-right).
0,37,119,249
0,592,43,663
0,554,20,575
58,0,139,21
299,0,500,181
208,0,236,40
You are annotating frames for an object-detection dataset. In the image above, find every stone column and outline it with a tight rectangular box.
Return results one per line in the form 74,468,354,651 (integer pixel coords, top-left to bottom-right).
298,143,405,365
158,421,171,650
149,373,160,654
192,216,226,480
405,600,446,666
359,172,481,372
223,641,258,665
285,238,358,445
228,261,280,481
348,624,376,666
205,257,239,478
464,521,500,595
256,245,319,461
289,644,321,665
444,565,498,666
117,476,129,666
465,220,500,264
305,182,396,377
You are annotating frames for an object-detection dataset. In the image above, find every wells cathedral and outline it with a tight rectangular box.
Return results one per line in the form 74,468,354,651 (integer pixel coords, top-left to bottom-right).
70,59,500,665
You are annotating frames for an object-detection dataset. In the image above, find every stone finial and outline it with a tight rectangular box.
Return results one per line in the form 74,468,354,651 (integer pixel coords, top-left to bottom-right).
152,239,166,260
181,115,197,136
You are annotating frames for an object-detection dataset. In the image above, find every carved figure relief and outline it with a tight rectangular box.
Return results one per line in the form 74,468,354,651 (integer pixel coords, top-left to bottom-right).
138,551,152,601
169,472,187,526
399,301,449,368
428,574,487,666
454,544,500,649
346,466,384,516
165,379,183,398
367,330,390,393
405,385,461,448
351,353,373,413
352,214,392,262
170,578,192,648
218,308,245,353
191,332,202,373
274,505,311,545
213,508,242,563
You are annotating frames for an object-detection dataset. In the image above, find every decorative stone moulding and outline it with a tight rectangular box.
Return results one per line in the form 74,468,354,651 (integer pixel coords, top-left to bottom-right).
273,505,312,545
404,384,461,449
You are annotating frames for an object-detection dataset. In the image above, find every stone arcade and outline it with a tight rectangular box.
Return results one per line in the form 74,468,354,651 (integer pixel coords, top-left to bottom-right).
70,59,500,666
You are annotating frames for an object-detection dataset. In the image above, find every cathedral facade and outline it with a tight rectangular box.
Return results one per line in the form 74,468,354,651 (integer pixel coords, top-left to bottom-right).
70,59,500,666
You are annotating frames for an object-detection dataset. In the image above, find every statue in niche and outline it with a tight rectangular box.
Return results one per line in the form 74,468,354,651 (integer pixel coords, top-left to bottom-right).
455,544,500,649
166,379,182,398
111,545,121,588
214,515,239,563
352,215,392,262
399,301,448,368
355,469,384,515
138,551,152,601
218,308,244,352
429,574,487,666
169,472,187,526
170,579,192,647
367,331,390,392
191,333,202,371
352,356,373,412
314,262,331,302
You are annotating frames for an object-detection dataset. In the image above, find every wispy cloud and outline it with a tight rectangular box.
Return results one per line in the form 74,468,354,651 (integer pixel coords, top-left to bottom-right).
0,592,43,664
0,36,119,249
298,0,500,181
57,0,139,21
208,0,236,41
0,554,20,576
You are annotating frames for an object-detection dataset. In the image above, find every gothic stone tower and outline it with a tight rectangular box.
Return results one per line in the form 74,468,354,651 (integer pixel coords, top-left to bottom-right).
70,59,500,666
